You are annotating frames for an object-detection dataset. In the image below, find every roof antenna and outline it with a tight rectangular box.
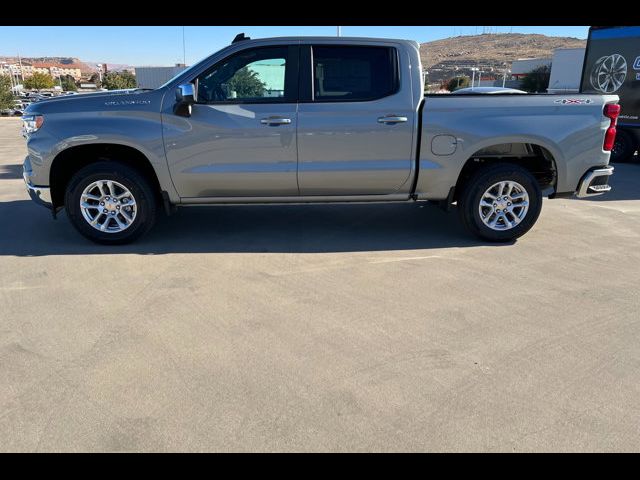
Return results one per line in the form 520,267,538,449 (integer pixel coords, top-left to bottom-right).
232,33,250,44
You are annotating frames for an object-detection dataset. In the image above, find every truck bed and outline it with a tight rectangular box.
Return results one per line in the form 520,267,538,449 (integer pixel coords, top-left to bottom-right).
415,93,618,199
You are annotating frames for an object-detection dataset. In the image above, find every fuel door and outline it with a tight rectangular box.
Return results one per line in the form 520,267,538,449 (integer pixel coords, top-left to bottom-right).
431,135,458,156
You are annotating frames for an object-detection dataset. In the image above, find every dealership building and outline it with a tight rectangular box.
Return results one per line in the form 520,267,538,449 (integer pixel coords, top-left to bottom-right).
510,47,587,93
134,65,188,89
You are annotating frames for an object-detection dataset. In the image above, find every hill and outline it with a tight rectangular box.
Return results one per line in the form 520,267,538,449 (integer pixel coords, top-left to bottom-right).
420,33,586,84
0,56,92,72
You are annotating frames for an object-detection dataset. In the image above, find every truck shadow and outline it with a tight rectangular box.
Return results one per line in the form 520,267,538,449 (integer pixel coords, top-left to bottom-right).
0,200,494,256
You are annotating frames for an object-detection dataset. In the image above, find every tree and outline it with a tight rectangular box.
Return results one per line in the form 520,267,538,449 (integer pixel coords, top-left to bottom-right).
520,65,551,93
226,67,265,98
445,75,471,92
60,74,77,92
88,73,102,89
101,71,137,90
0,76,14,110
24,72,55,90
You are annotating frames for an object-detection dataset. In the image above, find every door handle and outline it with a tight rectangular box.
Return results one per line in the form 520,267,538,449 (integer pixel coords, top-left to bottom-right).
377,115,408,124
260,117,292,125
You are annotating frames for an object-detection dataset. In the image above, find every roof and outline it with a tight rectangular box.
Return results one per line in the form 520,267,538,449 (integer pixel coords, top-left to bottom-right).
229,36,419,48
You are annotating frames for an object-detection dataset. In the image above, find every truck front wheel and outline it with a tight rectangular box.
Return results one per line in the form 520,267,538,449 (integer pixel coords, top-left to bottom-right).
458,163,542,242
64,161,158,244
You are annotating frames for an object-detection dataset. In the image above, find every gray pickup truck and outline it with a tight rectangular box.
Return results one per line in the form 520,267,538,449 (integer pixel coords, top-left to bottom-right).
22,35,620,244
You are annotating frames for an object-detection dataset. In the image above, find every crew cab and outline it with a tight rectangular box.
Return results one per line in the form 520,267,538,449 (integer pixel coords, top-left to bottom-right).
22,35,619,244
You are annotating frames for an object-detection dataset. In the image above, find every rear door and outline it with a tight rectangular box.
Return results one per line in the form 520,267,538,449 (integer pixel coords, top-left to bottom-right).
296,43,416,195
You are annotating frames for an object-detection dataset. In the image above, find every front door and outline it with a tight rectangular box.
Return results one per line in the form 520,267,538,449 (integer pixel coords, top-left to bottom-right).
163,45,299,198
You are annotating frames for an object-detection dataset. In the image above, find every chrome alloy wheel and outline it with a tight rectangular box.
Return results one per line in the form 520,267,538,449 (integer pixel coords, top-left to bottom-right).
478,180,529,231
590,54,627,93
80,180,137,233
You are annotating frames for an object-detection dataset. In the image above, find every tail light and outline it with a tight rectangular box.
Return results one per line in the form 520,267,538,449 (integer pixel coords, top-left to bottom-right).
603,104,621,151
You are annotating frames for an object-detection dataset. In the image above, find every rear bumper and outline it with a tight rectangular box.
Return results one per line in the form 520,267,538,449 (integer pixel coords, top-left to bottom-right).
576,166,614,198
23,157,53,210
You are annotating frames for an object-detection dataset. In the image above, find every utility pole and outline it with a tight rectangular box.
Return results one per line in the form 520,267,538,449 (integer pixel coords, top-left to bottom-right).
17,53,24,82
503,68,510,88
478,70,482,86
8,65,15,93
337,26,341,37
471,67,478,89
182,26,186,65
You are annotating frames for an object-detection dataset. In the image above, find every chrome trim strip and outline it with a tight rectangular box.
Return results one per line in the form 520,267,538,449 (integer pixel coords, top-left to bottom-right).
180,193,411,205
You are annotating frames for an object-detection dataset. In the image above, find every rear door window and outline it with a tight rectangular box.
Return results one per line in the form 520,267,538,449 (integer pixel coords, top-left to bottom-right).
312,45,399,102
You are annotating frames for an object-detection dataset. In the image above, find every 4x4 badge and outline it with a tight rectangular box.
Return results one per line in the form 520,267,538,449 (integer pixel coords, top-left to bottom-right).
554,98,594,104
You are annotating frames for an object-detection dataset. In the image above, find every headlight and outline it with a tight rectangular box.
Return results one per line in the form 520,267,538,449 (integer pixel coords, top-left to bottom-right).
22,114,44,135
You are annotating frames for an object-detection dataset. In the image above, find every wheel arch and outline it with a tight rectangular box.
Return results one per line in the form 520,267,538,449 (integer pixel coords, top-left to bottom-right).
49,143,163,209
453,141,559,201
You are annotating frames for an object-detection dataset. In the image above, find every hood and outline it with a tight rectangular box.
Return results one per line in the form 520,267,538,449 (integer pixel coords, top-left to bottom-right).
25,88,163,115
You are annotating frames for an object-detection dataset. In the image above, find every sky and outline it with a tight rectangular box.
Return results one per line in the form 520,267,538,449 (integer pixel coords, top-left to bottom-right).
0,26,590,66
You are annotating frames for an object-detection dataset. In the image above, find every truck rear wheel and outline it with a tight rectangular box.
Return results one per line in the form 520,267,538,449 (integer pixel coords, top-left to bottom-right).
64,161,157,244
458,163,542,242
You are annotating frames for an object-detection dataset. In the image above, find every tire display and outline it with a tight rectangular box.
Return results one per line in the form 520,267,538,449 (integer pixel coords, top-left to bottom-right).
589,54,627,94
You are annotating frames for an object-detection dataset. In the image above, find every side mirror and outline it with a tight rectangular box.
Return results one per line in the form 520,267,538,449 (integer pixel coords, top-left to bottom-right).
174,83,196,117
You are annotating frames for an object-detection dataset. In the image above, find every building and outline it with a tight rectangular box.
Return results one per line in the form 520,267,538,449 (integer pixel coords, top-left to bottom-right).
0,62,32,78
32,63,82,80
1,61,81,80
510,57,552,80
547,48,586,94
134,65,187,89
79,83,100,91
250,60,285,97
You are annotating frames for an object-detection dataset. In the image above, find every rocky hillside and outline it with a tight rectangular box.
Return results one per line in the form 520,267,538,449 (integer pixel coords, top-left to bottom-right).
0,56,93,73
420,33,586,83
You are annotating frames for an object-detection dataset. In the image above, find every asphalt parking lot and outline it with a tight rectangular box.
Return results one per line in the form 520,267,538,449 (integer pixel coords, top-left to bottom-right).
1,116,639,452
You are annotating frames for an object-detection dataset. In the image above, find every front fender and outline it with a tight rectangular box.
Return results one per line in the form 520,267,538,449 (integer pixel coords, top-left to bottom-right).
26,109,179,203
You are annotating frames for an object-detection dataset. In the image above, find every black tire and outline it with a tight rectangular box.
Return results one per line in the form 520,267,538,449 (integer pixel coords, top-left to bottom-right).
64,161,157,245
610,129,636,163
458,163,543,242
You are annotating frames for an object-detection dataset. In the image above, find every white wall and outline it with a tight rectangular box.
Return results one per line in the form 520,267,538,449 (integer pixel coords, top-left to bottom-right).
547,48,586,94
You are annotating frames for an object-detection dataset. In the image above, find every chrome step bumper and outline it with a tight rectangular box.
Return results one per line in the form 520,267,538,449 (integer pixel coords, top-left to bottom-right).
576,166,614,198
